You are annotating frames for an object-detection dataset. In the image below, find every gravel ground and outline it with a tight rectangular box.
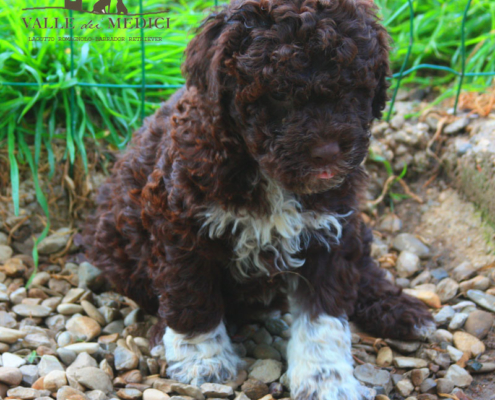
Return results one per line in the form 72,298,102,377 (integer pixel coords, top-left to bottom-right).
1,96,494,400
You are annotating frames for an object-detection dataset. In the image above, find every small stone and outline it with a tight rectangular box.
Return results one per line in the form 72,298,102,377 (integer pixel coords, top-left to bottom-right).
12,303,51,318
38,355,65,377
44,370,68,392
170,383,205,400
0,245,14,262
0,327,27,343
38,228,71,255
66,315,102,341
436,378,454,394
444,118,469,135
452,263,476,282
252,345,281,361
377,347,393,367
57,386,89,400
6,387,40,399
252,328,272,345
10,287,27,304
241,379,269,400
102,320,125,335
78,262,103,291
459,276,490,294
448,313,468,331
248,359,282,384
396,379,414,397
444,365,473,388
420,378,437,394
411,368,429,386
62,288,85,304
430,268,449,282
434,306,455,325
0,366,23,386
74,367,113,394
2,352,26,368
86,390,107,400
429,329,453,344
200,383,233,398
264,319,290,337
234,393,250,400
117,388,143,400
268,382,283,398
63,343,100,354
452,331,485,357
392,234,430,258
396,251,421,278
464,310,494,339
436,279,459,303
143,389,170,400
81,301,106,326
434,353,451,370
411,270,432,287
57,304,85,315
403,289,441,308
447,345,464,362
115,346,139,371
394,357,428,369
353,363,392,393
43,297,63,312
20,364,39,386
466,289,495,312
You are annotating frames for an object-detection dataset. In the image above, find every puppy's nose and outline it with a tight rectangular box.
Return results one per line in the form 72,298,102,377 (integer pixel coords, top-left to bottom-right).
311,142,340,164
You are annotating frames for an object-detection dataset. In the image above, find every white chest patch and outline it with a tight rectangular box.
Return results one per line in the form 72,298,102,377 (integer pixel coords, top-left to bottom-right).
200,178,348,279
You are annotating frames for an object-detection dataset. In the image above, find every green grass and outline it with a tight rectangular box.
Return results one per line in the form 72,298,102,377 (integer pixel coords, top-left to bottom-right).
0,0,494,277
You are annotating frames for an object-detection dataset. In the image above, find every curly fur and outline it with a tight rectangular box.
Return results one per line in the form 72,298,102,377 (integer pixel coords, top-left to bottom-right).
85,0,434,397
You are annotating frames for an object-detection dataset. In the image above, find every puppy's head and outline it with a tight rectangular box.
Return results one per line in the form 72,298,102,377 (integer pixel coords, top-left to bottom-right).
184,0,390,195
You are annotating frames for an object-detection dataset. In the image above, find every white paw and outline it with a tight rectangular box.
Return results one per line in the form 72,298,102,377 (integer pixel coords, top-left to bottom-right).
163,321,241,385
413,320,436,340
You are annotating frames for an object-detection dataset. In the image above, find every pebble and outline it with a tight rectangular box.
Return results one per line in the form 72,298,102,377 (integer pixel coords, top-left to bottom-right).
31,271,51,286
200,383,233,398
2,352,26,368
430,268,450,282
393,357,428,369
436,278,459,303
419,378,437,394
62,288,86,304
396,251,421,278
452,263,476,282
459,276,490,293
385,339,420,353
169,383,205,400
44,370,68,392
6,387,42,399
117,388,143,400
410,368,429,386
452,331,485,357
10,287,27,304
396,379,414,397
392,234,430,258
81,300,106,326
0,326,27,343
464,310,494,339
252,345,281,361
376,347,393,367
433,306,455,325
12,303,52,318
63,343,100,354
403,289,441,309
0,366,23,386
37,228,71,255
268,382,283,398
436,378,454,394
411,270,432,287
86,390,107,400
115,346,139,371
429,329,453,344
74,367,113,394
353,363,392,392
66,315,102,341
444,365,473,388
448,313,468,331
248,359,282,384
0,245,13,262
143,389,170,400
20,364,39,386
378,214,403,233
241,378,269,400
57,386,89,400
444,117,469,134
252,328,273,345
57,304,85,315
78,262,103,291
38,355,65,377
447,345,464,362
264,319,290,337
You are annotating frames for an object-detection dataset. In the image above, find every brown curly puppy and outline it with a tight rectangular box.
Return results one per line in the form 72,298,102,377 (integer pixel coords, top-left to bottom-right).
85,0,434,398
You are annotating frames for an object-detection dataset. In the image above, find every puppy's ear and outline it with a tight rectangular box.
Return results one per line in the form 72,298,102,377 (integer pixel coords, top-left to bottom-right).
183,12,228,95
371,28,391,120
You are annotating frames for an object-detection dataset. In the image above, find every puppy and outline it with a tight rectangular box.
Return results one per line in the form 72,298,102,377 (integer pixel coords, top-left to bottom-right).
92,0,111,14
85,0,435,398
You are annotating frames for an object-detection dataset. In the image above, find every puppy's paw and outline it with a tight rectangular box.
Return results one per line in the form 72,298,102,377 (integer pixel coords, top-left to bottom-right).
163,322,241,385
290,371,372,400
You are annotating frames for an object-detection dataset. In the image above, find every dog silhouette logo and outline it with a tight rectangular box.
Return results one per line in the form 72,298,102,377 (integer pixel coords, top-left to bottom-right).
93,0,128,14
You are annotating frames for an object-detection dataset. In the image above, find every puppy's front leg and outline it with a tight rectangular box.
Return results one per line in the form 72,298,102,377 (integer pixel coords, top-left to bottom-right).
287,245,371,400
155,248,241,386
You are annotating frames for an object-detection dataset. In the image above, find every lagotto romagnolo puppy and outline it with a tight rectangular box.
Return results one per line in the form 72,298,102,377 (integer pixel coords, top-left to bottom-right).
85,0,435,398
